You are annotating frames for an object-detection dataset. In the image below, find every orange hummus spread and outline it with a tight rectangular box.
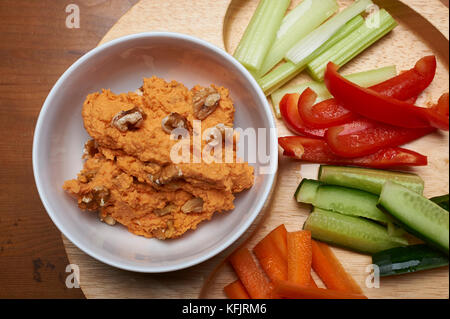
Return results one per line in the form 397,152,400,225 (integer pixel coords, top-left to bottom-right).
63,77,254,239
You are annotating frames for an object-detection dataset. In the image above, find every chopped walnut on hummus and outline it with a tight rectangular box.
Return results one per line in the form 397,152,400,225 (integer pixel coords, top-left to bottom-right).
111,107,146,132
193,87,221,120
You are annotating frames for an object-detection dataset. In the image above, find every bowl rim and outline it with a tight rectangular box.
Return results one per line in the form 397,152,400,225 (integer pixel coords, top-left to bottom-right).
32,31,278,273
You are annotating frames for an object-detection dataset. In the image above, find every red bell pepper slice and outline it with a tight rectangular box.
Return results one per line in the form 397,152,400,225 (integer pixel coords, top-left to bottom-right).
278,136,428,168
297,88,358,129
325,118,436,158
298,56,436,129
425,93,449,130
324,62,433,129
369,55,437,100
279,93,326,138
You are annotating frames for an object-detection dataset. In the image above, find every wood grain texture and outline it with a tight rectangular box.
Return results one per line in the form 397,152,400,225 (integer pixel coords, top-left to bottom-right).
62,0,449,299
0,0,138,298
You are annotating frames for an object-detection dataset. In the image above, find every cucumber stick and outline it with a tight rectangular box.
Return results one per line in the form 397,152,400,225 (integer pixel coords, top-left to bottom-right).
304,208,408,254
319,165,424,195
379,181,449,254
313,185,391,224
372,245,449,277
294,179,321,204
233,0,290,72
430,194,449,211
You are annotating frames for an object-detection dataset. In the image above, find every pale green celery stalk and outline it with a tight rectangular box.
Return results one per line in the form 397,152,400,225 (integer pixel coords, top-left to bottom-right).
233,0,290,72
307,9,398,80
257,0,338,77
286,0,373,64
270,65,397,118
259,15,365,95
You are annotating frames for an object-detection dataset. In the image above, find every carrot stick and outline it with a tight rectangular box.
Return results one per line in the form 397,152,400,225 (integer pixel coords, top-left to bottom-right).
229,247,273,299
309,276,318,288
274,280,367,299
264,224,288,259
224,280,250,299
253,227,288,281
287,231,312,286
311,240,363,295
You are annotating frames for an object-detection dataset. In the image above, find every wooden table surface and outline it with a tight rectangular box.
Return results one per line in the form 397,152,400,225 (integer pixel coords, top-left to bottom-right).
0,0,448,299
0,0,138,299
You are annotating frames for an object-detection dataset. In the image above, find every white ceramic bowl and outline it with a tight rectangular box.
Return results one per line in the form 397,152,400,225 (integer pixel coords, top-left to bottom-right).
33,32,277,273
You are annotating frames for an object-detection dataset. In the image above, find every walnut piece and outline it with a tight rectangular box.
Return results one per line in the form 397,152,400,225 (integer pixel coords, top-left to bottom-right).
79,185,110,210
181,198,204,213
193,87,221,120
83,139,99,159
154,165,183,185
98,212,116,226
154,203,177,216
161,112,190,135
111,107,146,132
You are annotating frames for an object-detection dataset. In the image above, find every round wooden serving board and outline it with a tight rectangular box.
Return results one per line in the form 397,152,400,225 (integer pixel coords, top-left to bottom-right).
63,0,449,299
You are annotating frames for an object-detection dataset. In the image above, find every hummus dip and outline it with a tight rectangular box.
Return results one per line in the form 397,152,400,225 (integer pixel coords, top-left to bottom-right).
63,77,254,239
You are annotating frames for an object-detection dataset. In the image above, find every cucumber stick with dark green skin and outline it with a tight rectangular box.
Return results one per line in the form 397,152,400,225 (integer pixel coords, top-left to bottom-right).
294,179,321,204
430,194,449,212
313,185,391,224
318,166,425,195
372,244,449,277
378,181,449,255
303,208,408,254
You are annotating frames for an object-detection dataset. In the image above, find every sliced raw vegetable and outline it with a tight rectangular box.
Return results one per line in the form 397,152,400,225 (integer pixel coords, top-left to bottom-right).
312,185,391,224
260,13,367,96
294,179,322,204
260,224,288,259
253,229,288,282
430,194,449,211
224,280,250,299
286,0,373,64
271,65,396,118
303,208,408,254
312,240,363,294
425,93,450,131
378,181,449,254
258,0,339,77
325,118,435,158
324,62,434,128
273,280,367,299
278,136,428,168
299,56,436,128
370,55,437,101
228,247,273,299
318,165,425,195
372,245,449,277
287,231,312,286
279,93,327,137
307,9,397,80
298,88,358,129
233,0,290,72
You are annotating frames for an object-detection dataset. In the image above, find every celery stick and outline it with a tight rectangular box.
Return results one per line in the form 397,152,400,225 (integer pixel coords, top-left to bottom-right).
234,0,290,72
270,66,397,118
259,15,365,95
286,0,373,64
258,0,338,77
307,9,398,80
